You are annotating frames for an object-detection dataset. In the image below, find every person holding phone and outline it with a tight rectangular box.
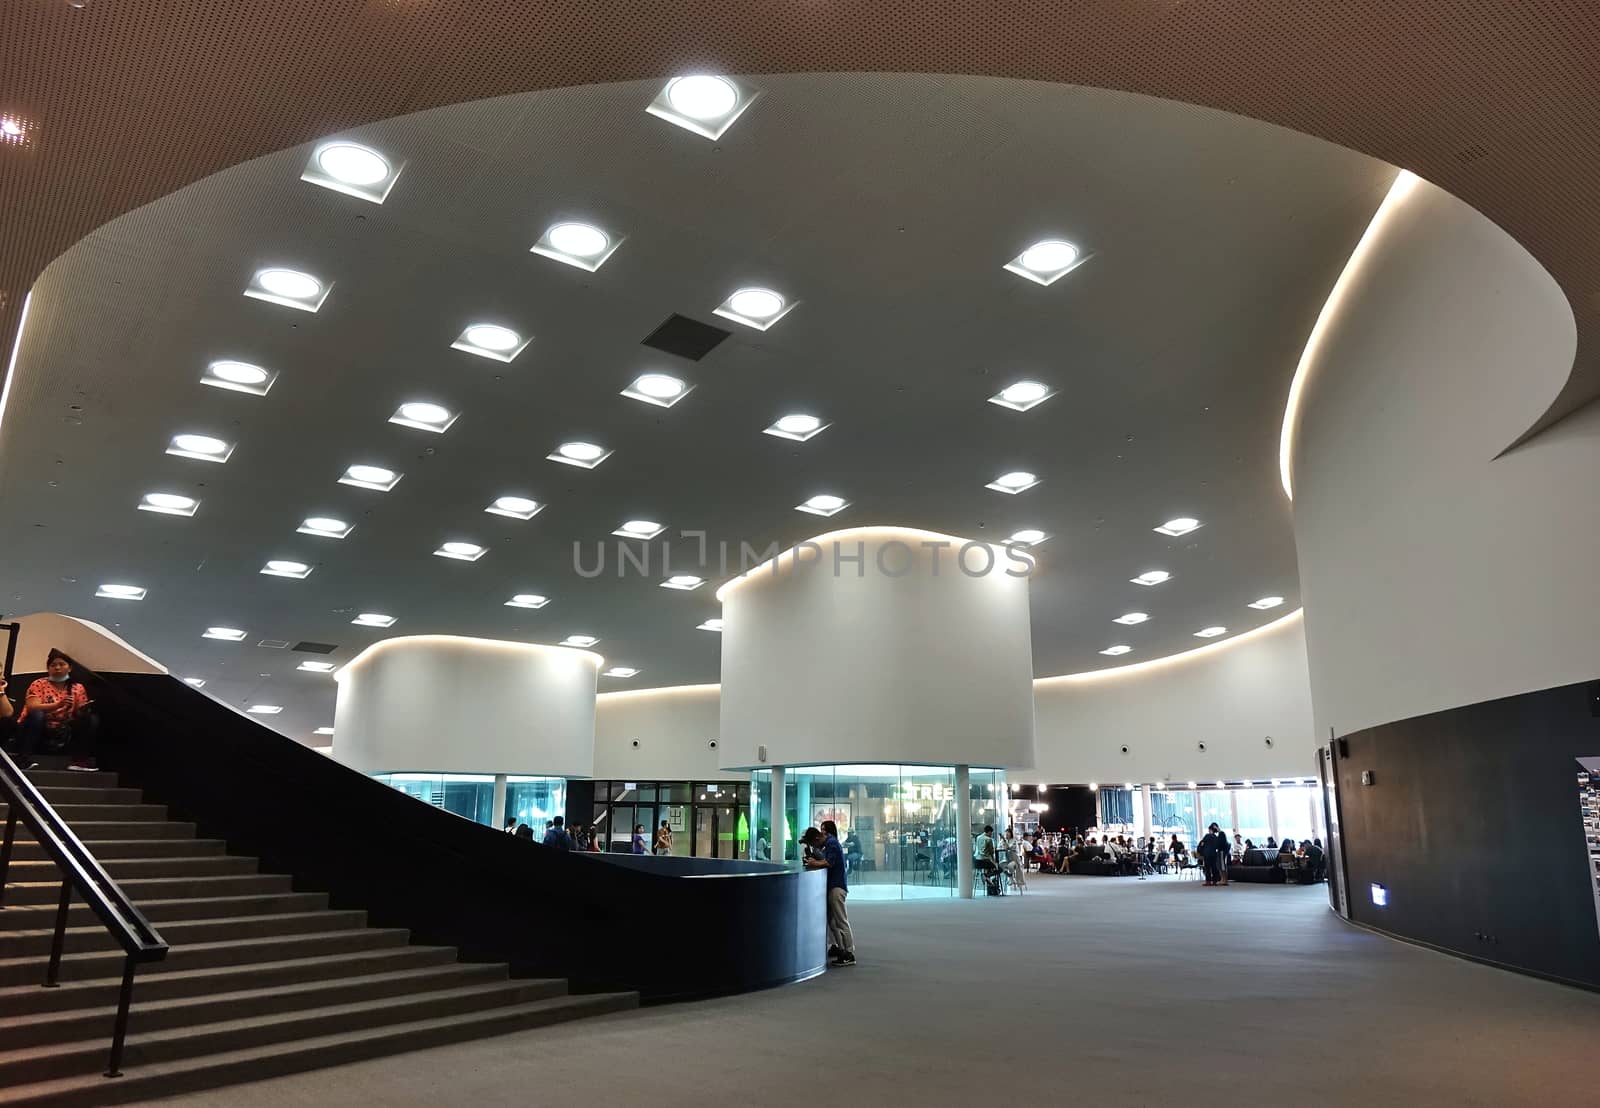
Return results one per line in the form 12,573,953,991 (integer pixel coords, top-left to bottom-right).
16,649,97,771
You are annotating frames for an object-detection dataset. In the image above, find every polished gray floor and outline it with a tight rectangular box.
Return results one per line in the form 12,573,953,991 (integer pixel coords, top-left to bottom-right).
142,876,1600,1107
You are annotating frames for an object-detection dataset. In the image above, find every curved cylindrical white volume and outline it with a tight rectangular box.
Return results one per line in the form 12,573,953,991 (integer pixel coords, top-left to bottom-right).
718,527,1036,770
332,635,601,776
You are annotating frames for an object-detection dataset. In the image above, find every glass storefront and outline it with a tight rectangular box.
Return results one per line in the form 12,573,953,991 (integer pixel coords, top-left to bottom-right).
752,765,1007,901
1089,782,1325,849
586,779,750,858
372,773,565,829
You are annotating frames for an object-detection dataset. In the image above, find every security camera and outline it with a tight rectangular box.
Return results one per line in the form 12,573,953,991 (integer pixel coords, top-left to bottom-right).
631,739,640,748
1197,741,1207,752
1119,745,1129,755
707,738,718,749
1264,737,1274,749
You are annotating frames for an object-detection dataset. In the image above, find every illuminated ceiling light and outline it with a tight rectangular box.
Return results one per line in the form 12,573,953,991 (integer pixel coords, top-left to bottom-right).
697,618,724,633
713,286,796,331
434,541,487,562
201,359,276,397
621,372,693,408
95,583,146,600
1088,782,1098,791
247,704,283,715
603,666,640,679
298,516,353,539
0,116,26,140
339,464,401,492
1187,781,1198,789
1248,596,1286,610
1008,529,1049,545
139,492,199,517
1099,645,1133,656
203,627,247,641
313,726,335,736
183,677,206,688
646,74,759,140
1003,239,1089,286
505,593,550,609
1154,517,1202,537
613,519,665,540
244,267,330,312
1243,779,1254,788
297,660,337,673
796,493,848,517
1113,612,1150,625
531,221,622,271
1130,570,1171,587
261,559,313,579
451,323,531,363
660,574,706,591
1124,782,1134,791
1215,780,1225,789
986,470,1039,495
389,401,458,433
1154,781,1166,790
301,141,401,203
560,634,600,648
351,613,396,628
547,441,612,469
988,380,1056,412
486,495,544,521
167,433,234,463
763,413,829,442
1193,626,1227,638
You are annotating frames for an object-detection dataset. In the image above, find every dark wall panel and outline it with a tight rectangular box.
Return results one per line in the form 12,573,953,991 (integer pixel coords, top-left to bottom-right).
1336,677,1600,987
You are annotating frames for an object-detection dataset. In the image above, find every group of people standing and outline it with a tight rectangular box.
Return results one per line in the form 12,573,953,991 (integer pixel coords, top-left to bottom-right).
503,817,677,856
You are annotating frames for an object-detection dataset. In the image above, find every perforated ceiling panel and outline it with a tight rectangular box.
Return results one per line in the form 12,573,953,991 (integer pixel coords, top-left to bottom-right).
0,1,1596,438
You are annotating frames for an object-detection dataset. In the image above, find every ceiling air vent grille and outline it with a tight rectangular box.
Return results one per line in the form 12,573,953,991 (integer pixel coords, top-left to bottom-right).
292,641,338,654
257,639,290,649
640,314,731,361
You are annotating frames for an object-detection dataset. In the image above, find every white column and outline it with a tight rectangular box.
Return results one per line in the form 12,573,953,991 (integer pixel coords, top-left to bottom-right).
956,765,973,899
491,773,507,829
796,771,813,840
771,765,787,865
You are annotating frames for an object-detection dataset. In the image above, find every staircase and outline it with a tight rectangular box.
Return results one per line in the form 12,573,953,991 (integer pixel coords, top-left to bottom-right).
0,760,637,1107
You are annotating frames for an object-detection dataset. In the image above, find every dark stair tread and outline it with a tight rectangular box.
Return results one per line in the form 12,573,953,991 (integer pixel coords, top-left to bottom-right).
0,909,367,953
0,926,411,979
0,891,326,932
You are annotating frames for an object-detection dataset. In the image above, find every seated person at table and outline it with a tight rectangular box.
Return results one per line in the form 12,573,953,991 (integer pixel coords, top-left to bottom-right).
1243,839,1256,853
1169,834,1186,857
1278,839,1296,855
1265,836,1278,849
1000,828,1027,889
14,650,98,771
1233,832,1245,855
973,824,1001,894
844,830,863,871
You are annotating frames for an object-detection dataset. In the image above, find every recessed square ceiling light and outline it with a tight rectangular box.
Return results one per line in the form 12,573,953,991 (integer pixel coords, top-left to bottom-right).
986,471,1039,495
247,704,283,715
301,140,402,203
796,493,849,517
243,267,330,312
313,726,335,736
450,323,531,363
261,559,312,579
1194,626,1228,638
95,583,146,600
613,519,665,540
763,413,829,442
645,74,759,140
201,360,277,397
988,380,1056,412
713,287,796,331
298,516,353,539
1007,529,1049,546
183,677,206,687
1248,596,1286,610
547,441,612,469
505,593,550,609
203,627,247,641
1113,612,1150,625
560,634,600,648
166,433,235,463
1154,517,1202,537
434,541,486,562
697,618,724,633
339,464,402,492
530,221,623,272
389,401,458,434
621,372,693,408
485,496,544,521
1003,239,1090,286
1130,570,1171,587
660,575,706,591
139,492,199,517
297,660,337,673
1100,645,1133,656
603,666,640,679
351,613,396,628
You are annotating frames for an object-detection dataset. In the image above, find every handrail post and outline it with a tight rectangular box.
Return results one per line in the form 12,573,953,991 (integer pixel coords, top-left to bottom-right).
0,809,16,907
45,878,71,986
105,954,136,1078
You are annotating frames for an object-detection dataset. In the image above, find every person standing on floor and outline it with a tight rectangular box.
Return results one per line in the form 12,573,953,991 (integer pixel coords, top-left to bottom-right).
632,823,648,854
542,815,575,851
1199,822,1231,886
653,819,673,856
806,819,855,966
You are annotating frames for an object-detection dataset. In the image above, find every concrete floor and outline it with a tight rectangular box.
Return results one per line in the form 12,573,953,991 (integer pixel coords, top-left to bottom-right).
142,876,1600,1107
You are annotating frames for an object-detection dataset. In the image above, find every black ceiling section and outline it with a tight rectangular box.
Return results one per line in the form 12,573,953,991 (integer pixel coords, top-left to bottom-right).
640,314,732,361
292,642,339,655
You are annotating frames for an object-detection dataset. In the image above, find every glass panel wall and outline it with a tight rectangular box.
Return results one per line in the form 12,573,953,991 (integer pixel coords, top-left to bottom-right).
587,779,749,857
372,773,562,830
1083,783,1325,854
1235,788,1272,845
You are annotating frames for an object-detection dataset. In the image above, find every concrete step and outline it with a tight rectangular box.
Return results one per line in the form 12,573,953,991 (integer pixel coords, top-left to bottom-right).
0,961,536,1050
0,909,367,960
0,943,458,1018
0,890,328,932
0,803,166,823
0,872,292,908
7,855,258,883
6,838,227,862
0,926,410,988
32,786,143,806
18,770,122,790
0,989,637,1102
15,821,198,842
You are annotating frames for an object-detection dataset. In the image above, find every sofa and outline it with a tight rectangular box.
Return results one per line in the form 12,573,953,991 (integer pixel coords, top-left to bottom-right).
1064,844,1124,877
1224,847,1289,883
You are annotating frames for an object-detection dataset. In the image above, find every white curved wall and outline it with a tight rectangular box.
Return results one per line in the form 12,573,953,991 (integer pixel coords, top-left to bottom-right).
1289,177,1596,737
594,685,742,781
9,612,165,675
332,635,601,776
719,528,1036,770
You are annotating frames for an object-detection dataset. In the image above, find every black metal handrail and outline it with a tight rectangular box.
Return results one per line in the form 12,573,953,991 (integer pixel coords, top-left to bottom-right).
0,631,168,1078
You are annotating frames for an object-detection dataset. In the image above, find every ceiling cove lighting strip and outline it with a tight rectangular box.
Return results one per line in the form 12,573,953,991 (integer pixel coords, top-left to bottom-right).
0,290,34,459
1277,169,1420,500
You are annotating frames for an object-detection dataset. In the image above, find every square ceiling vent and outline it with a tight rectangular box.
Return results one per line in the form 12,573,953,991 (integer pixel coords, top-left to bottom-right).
640,314,731,361
292,641,339,654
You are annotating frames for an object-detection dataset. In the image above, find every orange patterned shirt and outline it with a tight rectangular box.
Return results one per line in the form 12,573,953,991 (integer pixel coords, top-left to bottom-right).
19,678,88,725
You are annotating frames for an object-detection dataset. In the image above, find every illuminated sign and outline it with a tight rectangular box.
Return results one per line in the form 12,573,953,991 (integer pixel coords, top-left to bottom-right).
896,784,955,802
